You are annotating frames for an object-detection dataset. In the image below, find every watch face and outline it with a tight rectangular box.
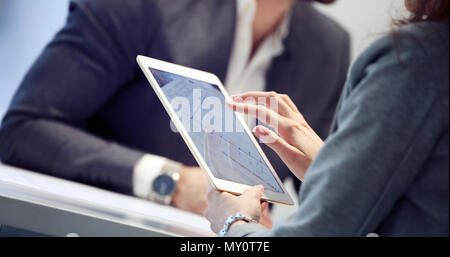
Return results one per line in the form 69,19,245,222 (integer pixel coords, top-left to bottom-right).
153,174,176,196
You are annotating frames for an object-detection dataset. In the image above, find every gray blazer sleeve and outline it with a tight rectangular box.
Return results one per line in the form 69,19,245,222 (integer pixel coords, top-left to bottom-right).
227,27,448,237
0,0,158,194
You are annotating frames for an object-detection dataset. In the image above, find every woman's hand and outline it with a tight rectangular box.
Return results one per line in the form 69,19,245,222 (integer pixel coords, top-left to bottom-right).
227,91,324,181
205,186,265,234
259,201,273,229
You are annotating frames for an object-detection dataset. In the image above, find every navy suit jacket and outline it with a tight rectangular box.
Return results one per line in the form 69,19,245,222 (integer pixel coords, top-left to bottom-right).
0,0,350,194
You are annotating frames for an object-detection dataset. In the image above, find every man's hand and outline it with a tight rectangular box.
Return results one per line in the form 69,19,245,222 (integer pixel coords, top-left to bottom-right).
172,166,208,215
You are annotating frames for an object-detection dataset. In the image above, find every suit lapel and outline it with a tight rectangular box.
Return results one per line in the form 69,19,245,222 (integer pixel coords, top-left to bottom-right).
151,0,237,82
265,0,311,93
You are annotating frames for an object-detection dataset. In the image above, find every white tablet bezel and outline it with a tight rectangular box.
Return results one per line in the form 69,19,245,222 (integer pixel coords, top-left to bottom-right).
137,55,294,206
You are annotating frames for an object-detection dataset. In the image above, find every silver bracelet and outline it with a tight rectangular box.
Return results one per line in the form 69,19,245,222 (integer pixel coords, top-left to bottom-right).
218,213,258,237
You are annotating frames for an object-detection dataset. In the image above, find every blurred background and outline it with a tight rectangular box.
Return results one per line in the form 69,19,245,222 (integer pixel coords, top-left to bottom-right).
0,0,407,119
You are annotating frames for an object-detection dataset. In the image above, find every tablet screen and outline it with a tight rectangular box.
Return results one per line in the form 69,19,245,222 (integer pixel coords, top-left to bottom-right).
150,68,284,193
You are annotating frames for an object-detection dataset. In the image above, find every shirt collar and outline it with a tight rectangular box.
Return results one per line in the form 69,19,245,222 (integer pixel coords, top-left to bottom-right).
236,0,291,42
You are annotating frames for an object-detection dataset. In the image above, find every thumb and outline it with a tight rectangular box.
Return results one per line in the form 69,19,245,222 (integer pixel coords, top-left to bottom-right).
242,185,264,201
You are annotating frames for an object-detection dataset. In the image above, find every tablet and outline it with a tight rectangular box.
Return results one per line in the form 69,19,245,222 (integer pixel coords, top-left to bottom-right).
137,55,294,206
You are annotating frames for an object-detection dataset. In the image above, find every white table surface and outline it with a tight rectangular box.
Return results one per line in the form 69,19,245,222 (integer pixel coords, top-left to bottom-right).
0,164,215,237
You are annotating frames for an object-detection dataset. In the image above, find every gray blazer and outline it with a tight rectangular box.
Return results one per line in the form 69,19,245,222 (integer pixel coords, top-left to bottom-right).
0,0,349,194
228,22,449,237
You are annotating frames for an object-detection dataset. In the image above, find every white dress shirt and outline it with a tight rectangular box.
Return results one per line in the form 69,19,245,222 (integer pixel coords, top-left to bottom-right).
225,0,291,95
133,0,291,200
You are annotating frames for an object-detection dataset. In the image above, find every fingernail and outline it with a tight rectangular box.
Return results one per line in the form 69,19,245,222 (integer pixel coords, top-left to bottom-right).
257,185,264,191
253,126,269,136
232,96,244,102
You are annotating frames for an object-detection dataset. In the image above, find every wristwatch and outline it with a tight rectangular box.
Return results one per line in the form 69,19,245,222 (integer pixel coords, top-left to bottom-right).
147,160,182,205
